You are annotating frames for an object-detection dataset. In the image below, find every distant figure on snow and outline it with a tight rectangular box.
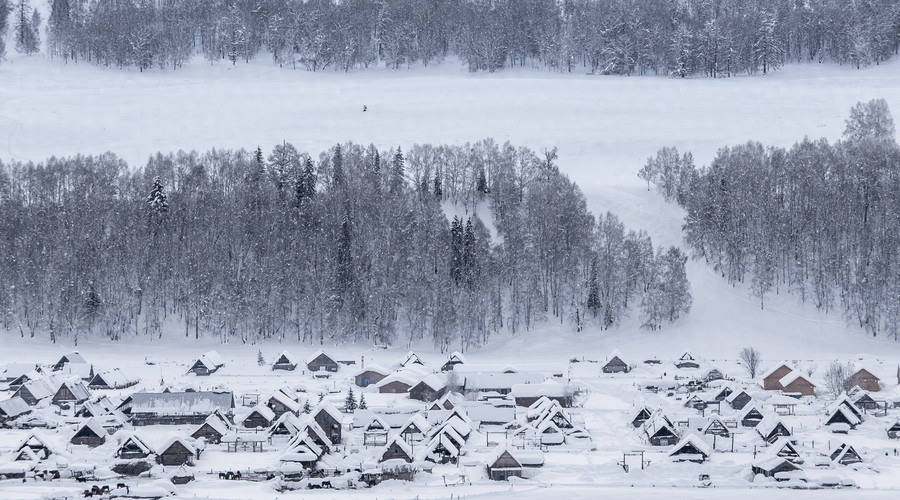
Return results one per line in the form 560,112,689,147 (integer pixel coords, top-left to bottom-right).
363,105,367,112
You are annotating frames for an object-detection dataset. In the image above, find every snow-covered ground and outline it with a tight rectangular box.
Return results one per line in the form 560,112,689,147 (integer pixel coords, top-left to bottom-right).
4,53,900,498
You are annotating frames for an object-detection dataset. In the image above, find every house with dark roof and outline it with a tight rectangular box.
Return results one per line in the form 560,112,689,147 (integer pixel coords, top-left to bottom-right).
272,351,299,371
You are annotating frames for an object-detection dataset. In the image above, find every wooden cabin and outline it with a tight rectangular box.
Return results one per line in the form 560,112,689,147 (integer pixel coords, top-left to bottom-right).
830,443,863,465
752,456,801,479
380,436,414,463
188,351,225,376
486,447,523,481
52,380,91,407
240,406,276,429
71,418,107,447
52,352,87,372
888,421,900,439
740,405,765,427
15,435,52,460
272,351,299,371
409,375,447,402
156,437,197,466
441,352,467,372
631,407,653,428
266,391,301,417
0,397,31,423
725,390,752,410
14,377,59,406
116,434,153,459
675,351,699,369
849,367,880,392
88,369,139,390
668,434,711,462
756,415,791,443
306,350,338,373
602,354,629,374
779,372,816,396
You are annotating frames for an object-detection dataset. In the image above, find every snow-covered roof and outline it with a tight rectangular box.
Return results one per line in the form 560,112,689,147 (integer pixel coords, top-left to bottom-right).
130,391,234,415
157,435,195,455
269,412,303,436
668,433,712,458
401,351,424,367
306,349,334,365
117,432,154,455
75,418,108,440
59,363,93,379
56,352,87,366
18,376,59,401
399,414,432,435
274,351,300,365
239,405,276,424
381,434,413,460
725,389,751,403
267,391,302,413
58,380,92,401
464,404,515,425
447,351,467,364
760,363,793,380
0,396,31,418
756,414,787,437
354,364,391,377
375,367,427,389
201,351,225,367
89,368,139,389
779,371,814,388
413,373,447,392
313,402,344,424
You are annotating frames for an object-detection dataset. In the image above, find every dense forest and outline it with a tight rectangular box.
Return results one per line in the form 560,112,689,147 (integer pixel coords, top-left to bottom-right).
1,0,899,75
641,99,900,340
0,140,690,348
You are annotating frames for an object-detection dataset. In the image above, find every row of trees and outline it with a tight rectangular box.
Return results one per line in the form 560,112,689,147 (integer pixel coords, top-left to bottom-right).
30,0,900,75
643,99,900,340
0,140,690,348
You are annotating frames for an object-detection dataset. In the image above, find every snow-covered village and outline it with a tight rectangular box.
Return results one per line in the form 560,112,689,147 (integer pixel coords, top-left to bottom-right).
3,342,900,499
6,0,900,498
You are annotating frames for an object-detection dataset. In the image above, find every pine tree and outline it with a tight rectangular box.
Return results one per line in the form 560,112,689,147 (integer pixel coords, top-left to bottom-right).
302,399,312,413
358,392,367,410
147,177,169,225
14,0,38,54
433,171,442,199
256,349,265,366
332,144,344,187
344,387,357,412
390,146,404,194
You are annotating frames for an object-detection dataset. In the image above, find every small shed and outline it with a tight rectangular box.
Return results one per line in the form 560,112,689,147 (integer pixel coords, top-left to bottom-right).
15,377,59,405
770,436,804,464
400,351,424,368
156,437,197,466
486,446,524,481
88,369,139,390
668,433,711,462
825,405,861,430
266,391,301,417
752,455,802,479
675,350,699,369
306,350,338,373
701,415,730,437
642,414,679,446
71,418,107,447
399,414,432,439
852,390,879,410
756,414,791,443
15,434,53,460
830,443,863,465
725,390,752,410
740,405,765,427
631,406,653,428
272,351,299,371
888,421,900,439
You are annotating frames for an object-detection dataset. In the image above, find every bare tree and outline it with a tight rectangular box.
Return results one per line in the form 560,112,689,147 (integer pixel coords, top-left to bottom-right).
738,347,762,378
824,361,853,395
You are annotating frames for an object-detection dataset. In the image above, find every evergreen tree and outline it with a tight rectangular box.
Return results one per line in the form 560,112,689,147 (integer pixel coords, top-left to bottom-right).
332,144,344,187
390,146,404,194
14,0,37,54
0,0,9,59
358,392,367,410
302,399,312,413
147,176,169,225
344,387,357,412
257,349,265,366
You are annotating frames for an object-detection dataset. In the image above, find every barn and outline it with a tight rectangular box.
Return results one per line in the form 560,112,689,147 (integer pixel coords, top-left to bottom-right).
128,391,234,426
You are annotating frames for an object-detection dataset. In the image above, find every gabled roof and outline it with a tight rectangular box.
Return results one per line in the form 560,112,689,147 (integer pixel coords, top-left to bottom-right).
312,402,343,424
117,432,154,456
0,397,31,418
55,352,87,367
239,405,276,424
274,351,300,366
365,415,390,432
380,434,414,462
830,443,863,464
73,418,108,441
399,414,432,435
306,350,335,365
18,376,60,401
486,444,523,468
463,372,545,391
725,389,751,403
760,363,793,380
512,380,570,398
668,433,712,459
825,405,861,428
269,412,304,436
57,380,91,401
401,351,424,367
447,352,467,365
157,436,195,456
195,414,230,437
89,369,139,389
201,351,225,367
756,414,789,438
828,394,863,419
779,371,815,389
281,436,322,462
267,391,302,413
354,364,391,377
413,373,447,392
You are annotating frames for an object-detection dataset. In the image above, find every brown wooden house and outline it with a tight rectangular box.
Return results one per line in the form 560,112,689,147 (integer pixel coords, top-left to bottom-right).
762,364,793,390
53,380,91,407
52,352,87,371
849,367,880,392
156,437,198,466
272,351,299,371
779,372,816,396
409,375,447,402
602,355,629,374
240,406,276,429
354,365,390,388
